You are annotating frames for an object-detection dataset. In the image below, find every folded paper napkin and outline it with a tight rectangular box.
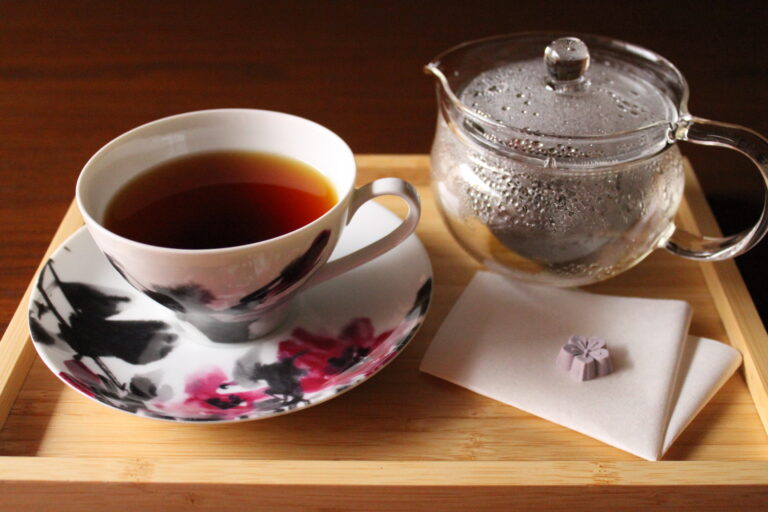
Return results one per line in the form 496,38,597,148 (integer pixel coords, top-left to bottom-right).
420,271,742,461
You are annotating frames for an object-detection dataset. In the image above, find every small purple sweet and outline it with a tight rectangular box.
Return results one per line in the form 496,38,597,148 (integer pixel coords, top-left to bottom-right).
556,335,613,381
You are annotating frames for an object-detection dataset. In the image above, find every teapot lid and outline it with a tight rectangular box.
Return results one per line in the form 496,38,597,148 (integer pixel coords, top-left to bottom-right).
429,33,688,166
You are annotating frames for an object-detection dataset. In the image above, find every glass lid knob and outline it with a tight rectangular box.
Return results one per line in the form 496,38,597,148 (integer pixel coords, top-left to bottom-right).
544,37,590,82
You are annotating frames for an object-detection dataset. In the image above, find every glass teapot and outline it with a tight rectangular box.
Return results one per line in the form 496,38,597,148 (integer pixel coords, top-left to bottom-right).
426,33,768,286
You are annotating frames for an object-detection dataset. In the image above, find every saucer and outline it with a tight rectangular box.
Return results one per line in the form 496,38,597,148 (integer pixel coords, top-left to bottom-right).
28,202,432,423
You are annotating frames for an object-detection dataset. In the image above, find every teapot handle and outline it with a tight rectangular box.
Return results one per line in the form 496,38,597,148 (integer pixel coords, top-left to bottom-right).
664,116,768,260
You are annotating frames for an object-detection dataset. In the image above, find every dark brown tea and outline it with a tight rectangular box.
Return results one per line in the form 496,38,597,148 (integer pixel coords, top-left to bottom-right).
104,150,337,249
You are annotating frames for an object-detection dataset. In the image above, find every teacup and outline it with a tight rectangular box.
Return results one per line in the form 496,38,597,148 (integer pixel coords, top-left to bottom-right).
76,109,420,342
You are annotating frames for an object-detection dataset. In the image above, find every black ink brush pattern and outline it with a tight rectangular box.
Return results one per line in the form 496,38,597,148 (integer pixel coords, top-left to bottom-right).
105,230,331,343
33,261,178,365
30,259,177,416
236,229,331,309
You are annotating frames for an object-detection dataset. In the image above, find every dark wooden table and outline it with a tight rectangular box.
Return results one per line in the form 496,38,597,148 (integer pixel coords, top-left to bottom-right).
2,0,767,336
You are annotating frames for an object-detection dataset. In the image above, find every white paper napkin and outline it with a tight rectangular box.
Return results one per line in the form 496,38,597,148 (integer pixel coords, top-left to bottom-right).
420,271,742,461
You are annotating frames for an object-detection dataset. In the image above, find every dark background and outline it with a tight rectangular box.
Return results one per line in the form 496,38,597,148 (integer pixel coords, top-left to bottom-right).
2,0,767,334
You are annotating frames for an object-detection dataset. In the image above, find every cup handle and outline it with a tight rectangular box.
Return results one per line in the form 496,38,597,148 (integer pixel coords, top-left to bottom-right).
664,116,768,260
306,177,421,286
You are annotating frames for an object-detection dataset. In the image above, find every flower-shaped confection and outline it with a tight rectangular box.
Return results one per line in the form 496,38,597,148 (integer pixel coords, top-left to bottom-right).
555,335,613,381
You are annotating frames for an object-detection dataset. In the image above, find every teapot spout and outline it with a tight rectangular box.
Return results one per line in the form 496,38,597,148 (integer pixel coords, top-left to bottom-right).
423,61,440,78
424,40,487,107
424,60,450,90
424,58,461,113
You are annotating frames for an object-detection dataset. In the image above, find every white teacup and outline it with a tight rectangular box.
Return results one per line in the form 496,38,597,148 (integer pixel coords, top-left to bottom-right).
76,109,420,342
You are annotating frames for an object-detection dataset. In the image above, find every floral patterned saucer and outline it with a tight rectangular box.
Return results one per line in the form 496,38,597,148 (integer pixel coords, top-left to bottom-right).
28,202,432,423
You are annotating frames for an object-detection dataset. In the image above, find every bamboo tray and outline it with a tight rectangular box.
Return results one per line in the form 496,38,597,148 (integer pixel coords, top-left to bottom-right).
1,155,767,510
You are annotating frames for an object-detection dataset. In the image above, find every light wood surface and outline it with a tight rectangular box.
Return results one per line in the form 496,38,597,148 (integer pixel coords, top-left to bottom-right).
676,168,768,433
0,202,83,429
0,156,766,509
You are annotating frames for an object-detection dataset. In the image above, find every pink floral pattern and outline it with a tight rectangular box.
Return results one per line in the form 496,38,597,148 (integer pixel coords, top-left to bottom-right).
279,318,394,392
156,367,270,420
59,359,99,397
